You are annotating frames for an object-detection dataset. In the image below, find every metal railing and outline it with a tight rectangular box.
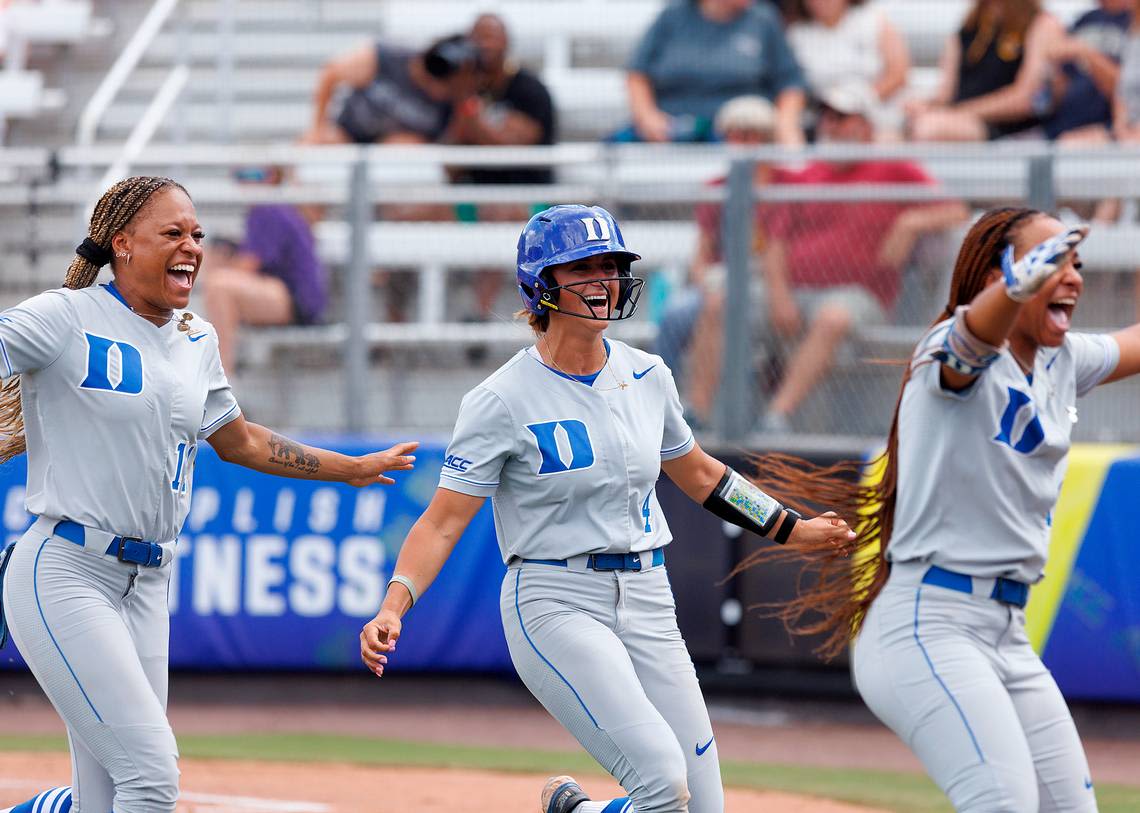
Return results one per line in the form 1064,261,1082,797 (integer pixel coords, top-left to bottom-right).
91,65,190,211
2,142,1139,442
76,0,181,150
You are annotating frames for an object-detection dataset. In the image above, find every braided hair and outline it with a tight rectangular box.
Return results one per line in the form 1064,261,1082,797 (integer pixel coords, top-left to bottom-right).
731,207,1043,660
0,176,188,463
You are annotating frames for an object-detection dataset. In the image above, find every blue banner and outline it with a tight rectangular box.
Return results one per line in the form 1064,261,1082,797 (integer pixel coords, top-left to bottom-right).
0,441,511,673
1042,455,1140,701
3,440,1138,702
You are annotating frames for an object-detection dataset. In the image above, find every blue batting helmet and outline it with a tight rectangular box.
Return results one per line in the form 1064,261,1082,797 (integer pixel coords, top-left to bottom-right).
516,204,644,320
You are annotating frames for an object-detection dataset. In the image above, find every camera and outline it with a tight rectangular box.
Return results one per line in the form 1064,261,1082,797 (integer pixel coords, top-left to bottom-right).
424,35,480,79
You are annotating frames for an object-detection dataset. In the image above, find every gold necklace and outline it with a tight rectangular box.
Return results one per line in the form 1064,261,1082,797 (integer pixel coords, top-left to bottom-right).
539,333,628,392
130,308,195,332
110,283,195,330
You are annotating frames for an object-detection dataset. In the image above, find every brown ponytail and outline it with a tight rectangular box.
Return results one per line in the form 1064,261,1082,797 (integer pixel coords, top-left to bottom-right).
0,176,187,463
735,207,1044,659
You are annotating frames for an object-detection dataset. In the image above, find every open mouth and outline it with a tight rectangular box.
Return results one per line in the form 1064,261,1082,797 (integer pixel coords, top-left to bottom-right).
1047,297,1076,332
168,263,195,291
583,292,610,315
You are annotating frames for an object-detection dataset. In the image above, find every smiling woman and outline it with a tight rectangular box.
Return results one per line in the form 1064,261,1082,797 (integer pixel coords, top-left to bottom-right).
358,204,854,813
732,207,1140,812
105,180,203,323
0,176,419,813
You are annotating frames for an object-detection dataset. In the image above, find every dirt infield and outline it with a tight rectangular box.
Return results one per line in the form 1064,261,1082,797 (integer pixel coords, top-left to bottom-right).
0,754,889,813
3,673,1139,811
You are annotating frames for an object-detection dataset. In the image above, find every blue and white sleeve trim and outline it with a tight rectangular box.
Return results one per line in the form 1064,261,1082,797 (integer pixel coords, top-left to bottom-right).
439,472,499,497
661,432,695,461
199,403,240,437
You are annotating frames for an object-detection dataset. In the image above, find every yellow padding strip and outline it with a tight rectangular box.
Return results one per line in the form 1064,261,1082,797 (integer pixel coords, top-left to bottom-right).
1025,444,1138,652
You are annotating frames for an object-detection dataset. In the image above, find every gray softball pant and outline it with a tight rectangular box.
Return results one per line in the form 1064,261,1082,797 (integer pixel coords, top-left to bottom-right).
500,559,724,813
2,520,179,813
853,561,1097,813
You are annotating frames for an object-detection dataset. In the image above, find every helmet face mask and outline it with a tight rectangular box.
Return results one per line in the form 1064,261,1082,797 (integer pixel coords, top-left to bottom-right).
534,266,645,322
517,205,645,322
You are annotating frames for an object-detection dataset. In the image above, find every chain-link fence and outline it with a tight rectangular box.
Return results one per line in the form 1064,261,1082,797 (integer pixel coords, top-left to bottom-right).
1,0,1136,447
2,142,1139,446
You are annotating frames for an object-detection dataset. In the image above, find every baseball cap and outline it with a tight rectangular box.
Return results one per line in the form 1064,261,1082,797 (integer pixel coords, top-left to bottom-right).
817,82,878,118
714,95,776,138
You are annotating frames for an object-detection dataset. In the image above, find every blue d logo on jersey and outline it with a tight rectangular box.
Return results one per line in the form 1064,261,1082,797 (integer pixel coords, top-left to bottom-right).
526,420,595,475
994,387,1045,454
80,333,143,394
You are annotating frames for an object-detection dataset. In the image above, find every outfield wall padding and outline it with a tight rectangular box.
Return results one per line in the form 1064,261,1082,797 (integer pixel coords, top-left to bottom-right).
0,441,1135,702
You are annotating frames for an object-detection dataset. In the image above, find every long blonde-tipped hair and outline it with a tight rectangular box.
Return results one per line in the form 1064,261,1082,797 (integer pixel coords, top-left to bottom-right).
0,175,187,463
734,207,1044,659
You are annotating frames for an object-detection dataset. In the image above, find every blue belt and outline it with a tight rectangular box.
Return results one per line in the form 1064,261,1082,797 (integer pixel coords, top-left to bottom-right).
523,547,665,572
53,519,165,568
922,565,1029,608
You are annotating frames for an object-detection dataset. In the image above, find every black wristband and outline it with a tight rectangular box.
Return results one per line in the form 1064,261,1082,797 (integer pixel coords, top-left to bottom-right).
701,466,783,538
772,508,801,545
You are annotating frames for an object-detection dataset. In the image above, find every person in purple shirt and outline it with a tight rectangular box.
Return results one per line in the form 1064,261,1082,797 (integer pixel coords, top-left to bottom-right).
202,168,328,371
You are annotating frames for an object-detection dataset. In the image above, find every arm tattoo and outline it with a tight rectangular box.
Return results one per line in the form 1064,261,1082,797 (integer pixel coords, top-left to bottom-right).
268,432,320,474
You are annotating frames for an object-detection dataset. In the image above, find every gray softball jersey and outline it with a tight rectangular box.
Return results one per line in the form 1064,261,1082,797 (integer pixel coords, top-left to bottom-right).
0,285,240,542
890,319,1118,583
439,339,694,563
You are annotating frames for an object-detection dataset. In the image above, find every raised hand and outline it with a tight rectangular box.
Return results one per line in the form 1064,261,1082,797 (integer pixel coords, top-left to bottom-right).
1002,224,1088,303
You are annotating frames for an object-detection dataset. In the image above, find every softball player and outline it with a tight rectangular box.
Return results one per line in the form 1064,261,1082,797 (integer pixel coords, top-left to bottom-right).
359,204,855,813
741,207,1140,812
0,176,417,813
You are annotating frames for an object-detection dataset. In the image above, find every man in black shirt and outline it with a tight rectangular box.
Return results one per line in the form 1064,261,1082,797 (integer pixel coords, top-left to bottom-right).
450,13,557,320
451,13,556,182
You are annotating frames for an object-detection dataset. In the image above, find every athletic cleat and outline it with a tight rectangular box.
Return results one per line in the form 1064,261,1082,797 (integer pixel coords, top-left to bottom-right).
541,775,590,813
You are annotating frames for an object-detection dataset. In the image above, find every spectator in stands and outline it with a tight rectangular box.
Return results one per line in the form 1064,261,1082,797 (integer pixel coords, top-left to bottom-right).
622,0,807,145
1039,0,1133,224
449,13,556,321
1041,0,1132,144
202,166,328,373
784,0,911,138
908,0,1063,142
451,14,555,170
1115,0,1140,318
305,34,480,145
1115,0,1140,135
1114,0,1140,139
670,85,969,430
655,95,778,423
756,85,968,430
304,34,478,320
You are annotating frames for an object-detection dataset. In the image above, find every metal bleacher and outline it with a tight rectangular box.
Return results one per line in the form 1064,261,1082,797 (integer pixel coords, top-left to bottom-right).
85,0,1099,146
0,1,111,141
3,0,1138,442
